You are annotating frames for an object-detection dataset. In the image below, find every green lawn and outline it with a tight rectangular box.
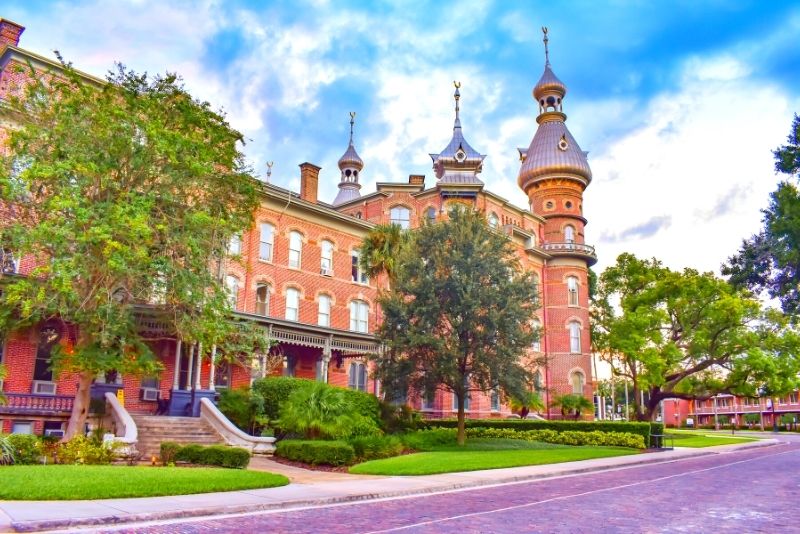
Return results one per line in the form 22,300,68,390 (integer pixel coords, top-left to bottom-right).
349,440,637,476
0,465,289,500
666,431,758,448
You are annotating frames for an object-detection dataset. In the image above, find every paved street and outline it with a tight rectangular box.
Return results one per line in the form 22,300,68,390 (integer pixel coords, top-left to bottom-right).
99,438,800,534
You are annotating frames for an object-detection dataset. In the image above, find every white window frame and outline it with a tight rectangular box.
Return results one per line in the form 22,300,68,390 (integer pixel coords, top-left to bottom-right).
389,206,411,229
285,288,300,322
228,234,242,256
564,225,575,243
488,212,499,228
491,387,500,412
288,231,303,269
318,294,331,327
259,223,274,262
571,370,585,395
320,240,334,276
567,276,579,307
452,391,471,411
225,275,239,309
255,283,270,316
351,252,368,285
569,321,581,353
350,300,369,333
348,362,367,392
425,207,436,224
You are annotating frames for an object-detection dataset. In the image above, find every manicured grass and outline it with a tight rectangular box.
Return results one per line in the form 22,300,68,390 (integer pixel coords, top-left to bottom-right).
0,465,289,500
666,431,758,448
349,444,637,476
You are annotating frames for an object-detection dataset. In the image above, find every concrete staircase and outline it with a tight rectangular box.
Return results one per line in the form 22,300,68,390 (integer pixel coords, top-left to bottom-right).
133,415,225,460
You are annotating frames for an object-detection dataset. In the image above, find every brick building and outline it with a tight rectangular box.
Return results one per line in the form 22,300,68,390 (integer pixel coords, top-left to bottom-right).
662,393,800,429
0,18,597,435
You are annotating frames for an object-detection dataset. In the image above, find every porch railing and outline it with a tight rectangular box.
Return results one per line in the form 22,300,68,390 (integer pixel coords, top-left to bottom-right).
1,393,74,414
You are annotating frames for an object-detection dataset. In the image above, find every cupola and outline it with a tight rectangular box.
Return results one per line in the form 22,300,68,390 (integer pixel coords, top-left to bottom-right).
333,112,364,206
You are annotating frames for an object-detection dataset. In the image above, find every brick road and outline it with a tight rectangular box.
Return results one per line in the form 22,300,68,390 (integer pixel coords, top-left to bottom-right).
104,438,800,534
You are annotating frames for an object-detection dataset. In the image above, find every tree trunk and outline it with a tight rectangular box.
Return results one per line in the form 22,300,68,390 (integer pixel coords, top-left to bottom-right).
456,395,466,446
63,370,95,441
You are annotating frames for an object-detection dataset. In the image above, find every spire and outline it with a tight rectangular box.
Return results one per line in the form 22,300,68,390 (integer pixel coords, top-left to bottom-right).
265,161,273,183
453,81,461,129
542,26,550,66
333,112,364,206
533,27,567,115
429,82,486,185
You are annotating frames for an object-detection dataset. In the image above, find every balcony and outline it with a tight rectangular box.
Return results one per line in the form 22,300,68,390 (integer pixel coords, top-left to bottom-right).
541,242,597,266
0,393,74,415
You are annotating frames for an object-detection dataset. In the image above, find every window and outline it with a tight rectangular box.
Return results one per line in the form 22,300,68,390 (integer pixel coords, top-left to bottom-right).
532,319,542,352
532,273,540,304
564,225,575,243
422,390,435,410
228,234,242,255
1,248,17,274
320,240,334,276
318,294,331,327
425,207,436,224
452,391,471,411
11,421,33,435
259,223,274,261
285,288,300,321
389,206,411,229
348,362,367,392
791,392,798,404
225,275,239,309
567,276,579,306
491,387,500,412
34,323,60,382
488,212,499,228
255,283,270,316
571,370,585,395
288,231,303,269
140,376,159,389
350,300,369,333
569,321,581,353
214,360,231,389
351,252,368,284
533,370,543,392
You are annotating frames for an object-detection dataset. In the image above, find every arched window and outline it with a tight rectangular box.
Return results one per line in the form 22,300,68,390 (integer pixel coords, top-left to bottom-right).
488,212,499,229
532,273,540,304
228,234,242,255
288,231,303,268
564,225,575,243
567,276,579,306
350,300,369,333
490,387,500,412
389,206,411,229
348,362,367,391
571,370,585,395
255,283,270,316
318,294,331,327
34,321,61,386
320,240,334,276
259,223,274,261
569,321,581,353
532,318,542,352
285,288,300,321
425,207,436,224
225,275,239,309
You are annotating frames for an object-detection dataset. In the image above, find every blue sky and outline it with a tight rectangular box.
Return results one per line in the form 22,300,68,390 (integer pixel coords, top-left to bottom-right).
5,0,800,272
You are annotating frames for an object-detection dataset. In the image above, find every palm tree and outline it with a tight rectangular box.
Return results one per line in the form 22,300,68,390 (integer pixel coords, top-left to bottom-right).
359,223,410,284
553,394,594,420
277,382,361,439
508,390,545,418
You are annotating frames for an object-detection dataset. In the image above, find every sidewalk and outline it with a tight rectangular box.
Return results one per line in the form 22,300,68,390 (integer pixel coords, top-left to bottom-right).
0,439,778,533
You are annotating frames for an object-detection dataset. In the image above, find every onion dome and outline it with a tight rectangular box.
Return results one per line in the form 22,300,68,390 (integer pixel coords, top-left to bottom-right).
533,64,567,100
333,112,364,206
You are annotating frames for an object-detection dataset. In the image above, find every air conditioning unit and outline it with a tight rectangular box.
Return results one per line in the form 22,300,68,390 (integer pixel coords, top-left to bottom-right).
321,267,332,276
44,429,64,438
32,380,57,395
140,387,160,402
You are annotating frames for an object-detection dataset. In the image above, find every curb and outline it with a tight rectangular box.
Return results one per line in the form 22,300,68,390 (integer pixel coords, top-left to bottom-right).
9,440,783,532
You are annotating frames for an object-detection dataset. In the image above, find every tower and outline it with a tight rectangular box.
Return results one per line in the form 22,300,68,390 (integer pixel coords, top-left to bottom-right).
518,28,597,416
332,112,364,206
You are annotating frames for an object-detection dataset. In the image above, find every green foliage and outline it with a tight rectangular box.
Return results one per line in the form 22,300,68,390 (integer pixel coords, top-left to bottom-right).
58,436,118,465
650,422,665,437
508,390,545,418
552,394,593,420
275,440,356,466
218,387,267,435
3,434,42,465
595,253,800,420
171,443,250,468
278,381,381,440
340,387,382,426
744,413,761,425
358,223,411,282
379,401,422,434
465,427,646,449
347,435,405,461
0,59,262,438
252,377,315,420
400,428,461,451
159,441,181,465
375,207,539,445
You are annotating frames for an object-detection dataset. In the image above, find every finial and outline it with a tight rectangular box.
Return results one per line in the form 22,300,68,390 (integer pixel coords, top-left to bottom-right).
266,161,273,182
349,112,356,144
453,81,461,124
542,26,550,66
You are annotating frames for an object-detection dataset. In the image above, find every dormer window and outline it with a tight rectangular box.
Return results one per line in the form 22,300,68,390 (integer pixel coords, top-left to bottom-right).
455,149,467,162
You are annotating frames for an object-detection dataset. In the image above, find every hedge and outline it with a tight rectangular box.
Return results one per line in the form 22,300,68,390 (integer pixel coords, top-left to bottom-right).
348,435,404,461
275,439,355,466
2,434,42,464
467,427,646,449
161,442,251,469
252,377,315,420
423,419,657,446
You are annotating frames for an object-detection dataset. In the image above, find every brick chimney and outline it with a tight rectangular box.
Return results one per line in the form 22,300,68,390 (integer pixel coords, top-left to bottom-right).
299,162,321,204
0,19,25,48
408,174,425,187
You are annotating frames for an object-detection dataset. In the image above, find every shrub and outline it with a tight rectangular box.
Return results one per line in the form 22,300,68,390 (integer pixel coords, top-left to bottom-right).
58,436,118,465
380,401,422,434
160,441,181,465
348,435,404,461
341,388,382,426
0,435,14,465
423,419,654,446
465,427,645,449
218,387,267,435
171,443,251,468
401,428,458,450
4,434,42,465
744,413,761,425
275,439,355,466
252,377,314,420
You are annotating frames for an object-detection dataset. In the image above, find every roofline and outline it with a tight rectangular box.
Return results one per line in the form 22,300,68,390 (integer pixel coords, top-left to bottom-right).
1,44,106,86
332,190,388,209
259,181,375,231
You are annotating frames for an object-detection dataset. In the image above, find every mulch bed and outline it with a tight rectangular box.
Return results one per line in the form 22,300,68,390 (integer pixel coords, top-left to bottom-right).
269,455,350,473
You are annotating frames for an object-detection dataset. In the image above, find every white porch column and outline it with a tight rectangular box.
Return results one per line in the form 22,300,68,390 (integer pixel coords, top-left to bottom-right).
321,335,333,383
172,339,182,390
194,343,203,390
184,343,195,391
208,345,217,391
